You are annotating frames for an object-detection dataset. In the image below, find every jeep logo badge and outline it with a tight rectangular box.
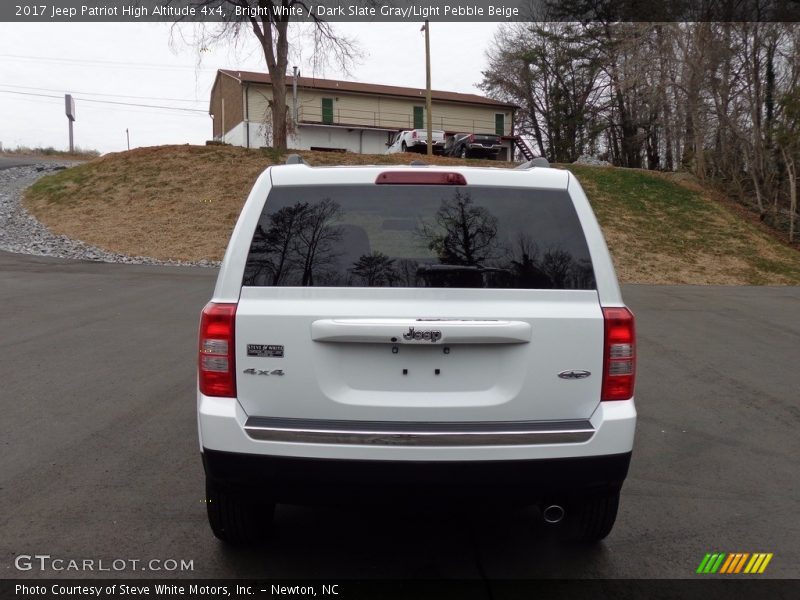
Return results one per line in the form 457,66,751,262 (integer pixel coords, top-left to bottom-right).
403,327,442,343
558,370,591,379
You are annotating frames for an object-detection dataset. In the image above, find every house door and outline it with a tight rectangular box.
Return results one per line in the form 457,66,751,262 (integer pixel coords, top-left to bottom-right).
495,113,505,136
413,106,424,129
322,98,334,124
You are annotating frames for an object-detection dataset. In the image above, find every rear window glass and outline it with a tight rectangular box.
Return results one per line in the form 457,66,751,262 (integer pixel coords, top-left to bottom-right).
242,185,595,289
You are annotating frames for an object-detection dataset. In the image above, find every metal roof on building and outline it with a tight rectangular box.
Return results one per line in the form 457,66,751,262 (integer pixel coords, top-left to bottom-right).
216,69,518,109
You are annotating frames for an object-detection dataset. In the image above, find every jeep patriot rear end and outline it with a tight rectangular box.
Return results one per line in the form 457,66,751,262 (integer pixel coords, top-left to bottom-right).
198,159,636,544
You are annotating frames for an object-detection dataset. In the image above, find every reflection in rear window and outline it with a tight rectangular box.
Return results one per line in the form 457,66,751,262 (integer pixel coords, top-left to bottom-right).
242,185,595,289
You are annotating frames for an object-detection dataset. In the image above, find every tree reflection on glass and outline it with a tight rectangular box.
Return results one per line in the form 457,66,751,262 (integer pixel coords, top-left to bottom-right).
243,199,342,286
296,199,342,286
417,190,500,266
348,251,397,287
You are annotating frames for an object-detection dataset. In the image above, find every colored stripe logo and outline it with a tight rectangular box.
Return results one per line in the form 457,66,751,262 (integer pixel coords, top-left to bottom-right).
697,552,773,574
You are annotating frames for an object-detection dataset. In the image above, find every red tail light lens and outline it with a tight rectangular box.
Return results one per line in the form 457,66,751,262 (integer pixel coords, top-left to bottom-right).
601,307,635,401
411,130,417,139
467,134,475,143
199,302,237,397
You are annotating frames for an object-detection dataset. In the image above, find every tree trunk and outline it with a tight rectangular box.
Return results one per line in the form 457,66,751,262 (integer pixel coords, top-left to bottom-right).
782,148,797,243
257,18,289,150
270,77,288,149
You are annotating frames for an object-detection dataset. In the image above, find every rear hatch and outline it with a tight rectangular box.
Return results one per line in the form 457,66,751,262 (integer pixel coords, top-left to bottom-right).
235,178,603,423
412,129,445,144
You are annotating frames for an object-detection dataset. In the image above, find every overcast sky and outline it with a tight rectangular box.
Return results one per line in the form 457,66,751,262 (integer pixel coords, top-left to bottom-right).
0,22,500,154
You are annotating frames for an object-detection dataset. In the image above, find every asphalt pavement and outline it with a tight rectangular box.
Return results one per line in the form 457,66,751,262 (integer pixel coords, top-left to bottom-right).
0,157,39,170
1,250,798,580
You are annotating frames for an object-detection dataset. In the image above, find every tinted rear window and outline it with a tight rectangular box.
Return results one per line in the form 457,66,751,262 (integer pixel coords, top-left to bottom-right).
242,185,595,289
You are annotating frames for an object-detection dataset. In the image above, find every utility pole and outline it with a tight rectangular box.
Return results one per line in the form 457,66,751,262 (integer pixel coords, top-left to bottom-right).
126,128,130,151
292,66,299,123
423,20,433,156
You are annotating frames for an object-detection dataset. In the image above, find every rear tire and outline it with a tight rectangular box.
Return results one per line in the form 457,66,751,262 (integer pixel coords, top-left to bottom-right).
459,146,468,159
401,142,408,152
572,489,620,542
206,480,274,545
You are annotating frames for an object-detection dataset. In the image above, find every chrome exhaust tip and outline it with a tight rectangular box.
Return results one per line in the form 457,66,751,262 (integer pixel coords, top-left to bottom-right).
542,504,565,524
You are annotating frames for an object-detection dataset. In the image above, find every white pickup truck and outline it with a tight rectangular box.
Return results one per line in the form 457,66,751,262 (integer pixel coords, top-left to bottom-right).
386,129,446,154
198,157,637,545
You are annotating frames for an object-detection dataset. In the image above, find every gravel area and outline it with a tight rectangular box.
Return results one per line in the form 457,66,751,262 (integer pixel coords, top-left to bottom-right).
0,162,220,267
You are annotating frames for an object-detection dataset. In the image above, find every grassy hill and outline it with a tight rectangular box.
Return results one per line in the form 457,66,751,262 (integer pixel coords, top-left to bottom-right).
23,144,800,285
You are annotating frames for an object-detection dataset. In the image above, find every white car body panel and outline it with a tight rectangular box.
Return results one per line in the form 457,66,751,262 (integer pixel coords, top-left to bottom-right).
200,163,636,463
235,288,604,423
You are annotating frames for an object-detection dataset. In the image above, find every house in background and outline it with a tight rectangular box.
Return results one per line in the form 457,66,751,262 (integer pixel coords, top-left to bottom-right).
209,69,520,160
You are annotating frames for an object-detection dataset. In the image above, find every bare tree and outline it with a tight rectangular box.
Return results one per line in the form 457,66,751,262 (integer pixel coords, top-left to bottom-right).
775,87,800,242
482,22,605,163
172,1,360,150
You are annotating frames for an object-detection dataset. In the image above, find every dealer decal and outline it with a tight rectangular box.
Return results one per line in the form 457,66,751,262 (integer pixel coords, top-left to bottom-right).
247,344,284,358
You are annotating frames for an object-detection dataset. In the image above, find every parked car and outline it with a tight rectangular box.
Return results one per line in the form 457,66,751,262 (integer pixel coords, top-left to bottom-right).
444,132,504,159
386,129,446,154
198,156,637,545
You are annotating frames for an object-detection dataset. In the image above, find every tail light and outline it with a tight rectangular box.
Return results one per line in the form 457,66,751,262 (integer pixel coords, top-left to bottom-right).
601,307,635,401
376,171,467,185
411,130,417,139
199,302,237,397
467,134,475,143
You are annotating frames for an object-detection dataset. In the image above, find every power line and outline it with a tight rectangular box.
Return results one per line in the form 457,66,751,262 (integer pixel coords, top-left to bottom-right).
0,89,208,113
78,97,206,113
0,83,206,104
0,90,61,99
0,53,215,72
0,93,205,120
70,103,208,119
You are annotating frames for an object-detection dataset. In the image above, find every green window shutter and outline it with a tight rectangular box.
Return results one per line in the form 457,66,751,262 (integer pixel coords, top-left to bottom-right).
322,98,334,124
413,106,424,129
495,113,505,136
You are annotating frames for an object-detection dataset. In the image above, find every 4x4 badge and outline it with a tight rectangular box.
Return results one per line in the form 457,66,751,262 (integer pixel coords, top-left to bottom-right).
243,368,285,376
403,327,442,342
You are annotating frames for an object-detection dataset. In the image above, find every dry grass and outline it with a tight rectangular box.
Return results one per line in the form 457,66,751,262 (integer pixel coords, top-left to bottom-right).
23,144,800,284
1,146,100,160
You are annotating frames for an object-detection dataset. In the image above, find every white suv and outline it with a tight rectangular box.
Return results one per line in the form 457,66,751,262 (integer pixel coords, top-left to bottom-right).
198,158,636,545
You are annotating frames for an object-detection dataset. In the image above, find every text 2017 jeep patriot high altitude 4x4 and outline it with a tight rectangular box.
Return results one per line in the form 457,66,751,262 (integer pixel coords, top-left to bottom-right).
198,158,636,545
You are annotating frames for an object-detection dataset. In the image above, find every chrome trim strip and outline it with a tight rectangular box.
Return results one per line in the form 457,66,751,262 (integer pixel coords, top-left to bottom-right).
243,417,594,446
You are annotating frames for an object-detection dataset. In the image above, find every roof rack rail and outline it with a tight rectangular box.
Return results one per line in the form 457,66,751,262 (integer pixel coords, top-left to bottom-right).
515,157,550,170
285,154,308,165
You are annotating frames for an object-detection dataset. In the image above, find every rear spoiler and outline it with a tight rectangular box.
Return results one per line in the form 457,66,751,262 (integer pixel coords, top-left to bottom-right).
515,157,550,169
285,155,437,168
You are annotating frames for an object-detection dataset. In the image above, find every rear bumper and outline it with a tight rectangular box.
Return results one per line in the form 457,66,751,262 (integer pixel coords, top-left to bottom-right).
408,141,445,153
468,144,502,152
202,449,632,503
198,396,636,462
243,416,595,446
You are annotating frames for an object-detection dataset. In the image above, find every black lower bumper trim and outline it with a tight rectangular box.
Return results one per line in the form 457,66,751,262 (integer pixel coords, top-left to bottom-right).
202,450,632,505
